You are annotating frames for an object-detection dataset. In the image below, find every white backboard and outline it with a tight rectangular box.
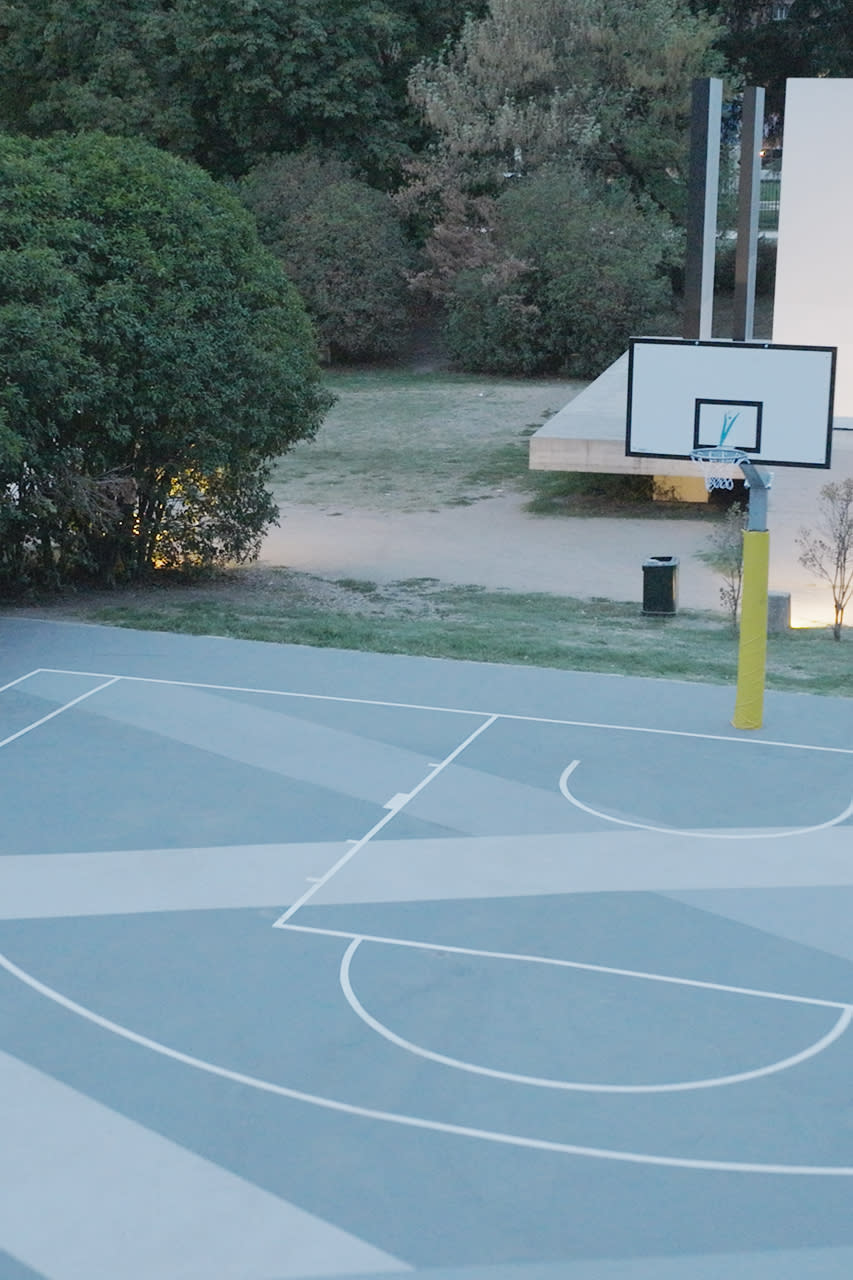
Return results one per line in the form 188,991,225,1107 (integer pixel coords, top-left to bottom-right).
626,338,835,467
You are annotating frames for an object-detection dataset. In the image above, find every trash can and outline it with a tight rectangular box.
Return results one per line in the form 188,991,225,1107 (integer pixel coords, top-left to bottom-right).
642,555,679,615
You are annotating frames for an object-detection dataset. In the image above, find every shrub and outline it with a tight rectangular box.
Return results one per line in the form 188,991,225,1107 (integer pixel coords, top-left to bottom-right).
443,167,673,377
241,152,413,361
0,132,330,588
714,236,777,296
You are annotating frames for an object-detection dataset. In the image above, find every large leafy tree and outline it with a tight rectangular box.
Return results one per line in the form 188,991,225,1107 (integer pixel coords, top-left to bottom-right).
0,0,477,182
401,0,718,373
405,0,724,227
0,131,331,587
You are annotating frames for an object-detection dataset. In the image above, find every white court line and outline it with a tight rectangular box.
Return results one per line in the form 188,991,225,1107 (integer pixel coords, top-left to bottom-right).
339,938,853,1094
2,948,852,1176
280,923,850,1011
0,677,121,752
272,715,499,927
560,760,853,840
33,669,853,754
0,670,44,695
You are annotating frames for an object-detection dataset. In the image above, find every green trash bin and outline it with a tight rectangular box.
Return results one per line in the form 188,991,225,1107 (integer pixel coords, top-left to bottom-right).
642,555,679,615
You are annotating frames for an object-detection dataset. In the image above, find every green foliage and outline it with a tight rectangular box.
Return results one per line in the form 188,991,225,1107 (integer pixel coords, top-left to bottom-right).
406,0,724,224
797,479,853,640
0,0,477,183
444,168,673,376
73,572,853,697
696,503,746,628
443,266,551,375
0,131,331,588
240,152,412,360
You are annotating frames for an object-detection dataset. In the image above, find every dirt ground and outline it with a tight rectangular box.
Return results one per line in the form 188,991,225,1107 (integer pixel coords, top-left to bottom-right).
262,437,853,628
261,493,726,611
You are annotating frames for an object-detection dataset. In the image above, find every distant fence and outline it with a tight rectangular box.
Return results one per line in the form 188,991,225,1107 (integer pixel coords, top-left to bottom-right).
759,175,780,231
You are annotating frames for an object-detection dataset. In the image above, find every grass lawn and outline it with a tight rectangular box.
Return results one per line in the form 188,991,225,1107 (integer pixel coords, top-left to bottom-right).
38,566,851,699
269,368,723,519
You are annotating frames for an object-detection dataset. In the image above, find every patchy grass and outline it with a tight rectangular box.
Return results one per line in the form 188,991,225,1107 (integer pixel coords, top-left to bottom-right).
271,370,583,511
270,368,733,520
19,567,851,698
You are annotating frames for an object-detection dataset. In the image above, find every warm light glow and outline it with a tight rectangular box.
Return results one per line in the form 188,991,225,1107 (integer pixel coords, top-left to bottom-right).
789,607,835,630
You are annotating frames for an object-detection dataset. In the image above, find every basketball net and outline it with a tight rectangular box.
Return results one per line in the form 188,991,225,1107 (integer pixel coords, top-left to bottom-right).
690,447,747,492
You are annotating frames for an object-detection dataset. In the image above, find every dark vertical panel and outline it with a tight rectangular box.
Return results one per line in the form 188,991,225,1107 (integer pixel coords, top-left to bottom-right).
683,78,722,340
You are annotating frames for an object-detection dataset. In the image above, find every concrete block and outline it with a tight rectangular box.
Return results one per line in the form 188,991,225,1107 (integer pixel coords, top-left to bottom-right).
767,591,791,632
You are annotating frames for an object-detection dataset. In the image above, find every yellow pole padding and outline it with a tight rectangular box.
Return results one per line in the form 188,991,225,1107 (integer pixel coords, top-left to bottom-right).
732,529,770,731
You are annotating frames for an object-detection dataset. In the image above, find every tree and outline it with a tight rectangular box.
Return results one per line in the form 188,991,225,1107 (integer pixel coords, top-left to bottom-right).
0,0,479,183
697,502,746,629
704,0,853,120
400,0,722,374
0,131,331,588
796,479,853,640
240,152,413,360
405,0,725,227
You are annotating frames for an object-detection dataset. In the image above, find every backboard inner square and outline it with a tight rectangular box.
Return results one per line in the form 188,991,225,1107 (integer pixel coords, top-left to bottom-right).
693,399,762,453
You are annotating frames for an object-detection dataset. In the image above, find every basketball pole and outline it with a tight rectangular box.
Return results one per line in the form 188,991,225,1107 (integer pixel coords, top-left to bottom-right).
732,463,771,730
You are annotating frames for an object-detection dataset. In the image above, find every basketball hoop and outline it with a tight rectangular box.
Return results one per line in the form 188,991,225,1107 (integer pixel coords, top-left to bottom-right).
690,447,748,492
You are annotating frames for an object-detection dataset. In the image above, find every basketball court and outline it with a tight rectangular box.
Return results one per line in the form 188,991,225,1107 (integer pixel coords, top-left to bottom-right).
1,616,852,1280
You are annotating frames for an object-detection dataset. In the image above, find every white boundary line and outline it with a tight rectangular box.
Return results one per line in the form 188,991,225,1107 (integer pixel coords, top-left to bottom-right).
3,666,849,1172
273,715,499,926
2,948,851,1176
31,668,853,754
339,937,853,1094
0,669,44,695
280,923,849,1011
0,677,121,751
559,760,853,840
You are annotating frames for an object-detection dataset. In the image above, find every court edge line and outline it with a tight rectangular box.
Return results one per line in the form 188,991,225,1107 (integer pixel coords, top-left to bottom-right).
0,669,44,695
3,951,851,1177
33,668,853,755
0,677,121,751
560,760,853,840
339,939,853,1095
273,714,499,927
280,923,850,1011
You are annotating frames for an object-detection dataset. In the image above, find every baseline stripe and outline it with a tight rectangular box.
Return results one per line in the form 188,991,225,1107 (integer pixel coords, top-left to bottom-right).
280,922,849,1011
34,669,853,755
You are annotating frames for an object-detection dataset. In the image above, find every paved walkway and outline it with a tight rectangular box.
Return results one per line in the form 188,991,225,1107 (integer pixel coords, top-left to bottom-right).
261,430,853,626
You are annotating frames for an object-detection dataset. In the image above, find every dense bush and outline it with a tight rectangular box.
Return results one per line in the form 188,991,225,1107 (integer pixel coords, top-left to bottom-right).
444,168,674,377
713,235,777,296
241,152,413,361
0,132,331,589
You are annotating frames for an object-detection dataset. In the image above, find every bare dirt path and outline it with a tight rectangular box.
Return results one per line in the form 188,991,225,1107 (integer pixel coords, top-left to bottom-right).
261,495,725,611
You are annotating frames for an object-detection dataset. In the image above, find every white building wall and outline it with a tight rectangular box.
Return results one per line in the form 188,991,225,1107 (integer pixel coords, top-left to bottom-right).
773,78,853,421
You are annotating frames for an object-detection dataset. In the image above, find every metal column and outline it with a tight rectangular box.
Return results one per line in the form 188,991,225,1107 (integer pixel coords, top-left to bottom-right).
733,86,765,342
